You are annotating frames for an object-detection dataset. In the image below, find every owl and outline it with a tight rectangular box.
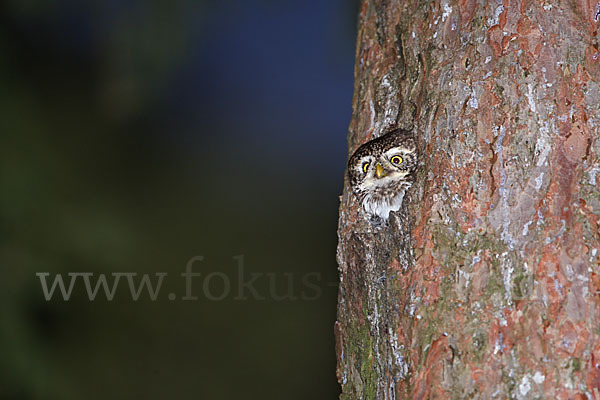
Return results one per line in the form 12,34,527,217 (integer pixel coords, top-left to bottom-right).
348,129,417,221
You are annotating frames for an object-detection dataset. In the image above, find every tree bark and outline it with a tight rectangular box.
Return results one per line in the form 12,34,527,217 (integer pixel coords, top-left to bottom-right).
335,0,600,398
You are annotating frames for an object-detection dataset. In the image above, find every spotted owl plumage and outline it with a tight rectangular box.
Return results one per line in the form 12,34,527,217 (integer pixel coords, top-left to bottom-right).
348,129,417,221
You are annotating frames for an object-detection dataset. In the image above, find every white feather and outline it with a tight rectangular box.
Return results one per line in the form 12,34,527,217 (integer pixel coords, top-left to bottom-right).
361,185,409,220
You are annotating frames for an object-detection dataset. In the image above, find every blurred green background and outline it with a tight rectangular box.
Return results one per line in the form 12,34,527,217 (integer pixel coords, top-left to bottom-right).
0,0,357,399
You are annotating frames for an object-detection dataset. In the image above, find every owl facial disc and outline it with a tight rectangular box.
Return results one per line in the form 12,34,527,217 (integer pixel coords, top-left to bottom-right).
347,129,417,221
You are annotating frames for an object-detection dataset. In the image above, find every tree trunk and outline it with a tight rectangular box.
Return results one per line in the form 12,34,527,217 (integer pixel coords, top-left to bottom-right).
335,0,600,398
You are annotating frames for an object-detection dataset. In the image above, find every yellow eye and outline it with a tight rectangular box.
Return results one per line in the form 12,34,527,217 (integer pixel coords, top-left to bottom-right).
362,162,370,173
390,155,403,165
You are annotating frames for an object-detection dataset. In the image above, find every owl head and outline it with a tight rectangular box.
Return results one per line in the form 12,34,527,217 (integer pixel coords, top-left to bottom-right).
348,129,417,221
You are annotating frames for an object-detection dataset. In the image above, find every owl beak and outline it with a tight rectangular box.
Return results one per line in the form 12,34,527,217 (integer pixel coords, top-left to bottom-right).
375,163,387,179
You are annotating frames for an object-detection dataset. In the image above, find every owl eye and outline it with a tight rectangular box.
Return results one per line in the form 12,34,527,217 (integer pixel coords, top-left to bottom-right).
390,155,403,165
362,162,370,173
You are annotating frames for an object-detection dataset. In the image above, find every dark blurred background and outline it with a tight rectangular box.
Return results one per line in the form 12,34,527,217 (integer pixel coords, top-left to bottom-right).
0,0,357,399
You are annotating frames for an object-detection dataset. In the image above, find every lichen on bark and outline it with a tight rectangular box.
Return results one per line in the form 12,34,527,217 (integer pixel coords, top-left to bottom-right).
336,0,600,398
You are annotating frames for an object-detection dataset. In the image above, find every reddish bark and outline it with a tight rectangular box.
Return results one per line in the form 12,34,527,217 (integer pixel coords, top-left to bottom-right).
337,0,600,398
